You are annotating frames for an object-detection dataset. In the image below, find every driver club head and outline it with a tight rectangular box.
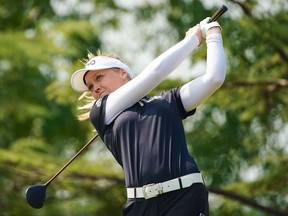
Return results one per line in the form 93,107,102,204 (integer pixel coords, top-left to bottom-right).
25,184,47,209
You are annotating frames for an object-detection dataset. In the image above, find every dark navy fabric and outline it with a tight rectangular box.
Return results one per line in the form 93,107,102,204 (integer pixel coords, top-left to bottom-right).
90,87,199,187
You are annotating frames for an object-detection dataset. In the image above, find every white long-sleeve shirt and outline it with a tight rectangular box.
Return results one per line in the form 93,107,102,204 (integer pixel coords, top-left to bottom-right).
105,32,226,125
90,31,226,187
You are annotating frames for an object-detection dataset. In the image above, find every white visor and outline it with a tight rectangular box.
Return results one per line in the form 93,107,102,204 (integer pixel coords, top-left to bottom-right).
71,56,133,92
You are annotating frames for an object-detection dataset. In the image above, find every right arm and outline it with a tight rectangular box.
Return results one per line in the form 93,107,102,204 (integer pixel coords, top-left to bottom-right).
105,28,201,124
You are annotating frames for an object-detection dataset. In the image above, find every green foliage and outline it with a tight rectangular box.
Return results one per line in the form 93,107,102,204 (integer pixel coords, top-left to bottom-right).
0,0,54,30
0,0,287,215
167,0,211,37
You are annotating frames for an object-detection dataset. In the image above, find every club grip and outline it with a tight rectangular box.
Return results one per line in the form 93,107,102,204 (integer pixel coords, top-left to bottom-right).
208,5,228,23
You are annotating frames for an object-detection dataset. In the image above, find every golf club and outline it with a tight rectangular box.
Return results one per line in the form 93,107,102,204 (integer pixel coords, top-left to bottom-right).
25,134,99,208
208,5,228,23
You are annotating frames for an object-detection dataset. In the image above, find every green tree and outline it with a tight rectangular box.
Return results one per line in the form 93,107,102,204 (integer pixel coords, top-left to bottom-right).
0,0,123,215
0,0,287,215
162,0,288,215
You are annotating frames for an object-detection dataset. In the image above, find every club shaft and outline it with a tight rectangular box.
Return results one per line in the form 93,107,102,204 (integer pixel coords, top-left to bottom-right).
208,5,228,23
44,134,99,186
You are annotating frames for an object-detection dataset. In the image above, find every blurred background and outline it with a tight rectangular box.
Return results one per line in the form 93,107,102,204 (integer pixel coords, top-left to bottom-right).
0,0,287,215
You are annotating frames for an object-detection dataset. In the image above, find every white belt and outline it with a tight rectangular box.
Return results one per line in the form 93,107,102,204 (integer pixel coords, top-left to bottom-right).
126,173,204,199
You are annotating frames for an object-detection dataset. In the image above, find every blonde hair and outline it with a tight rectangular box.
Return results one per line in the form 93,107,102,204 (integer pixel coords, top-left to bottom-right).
77,50,126,121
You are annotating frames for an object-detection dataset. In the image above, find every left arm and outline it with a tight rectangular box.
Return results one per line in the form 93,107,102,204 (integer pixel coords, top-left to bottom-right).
180,27,226,111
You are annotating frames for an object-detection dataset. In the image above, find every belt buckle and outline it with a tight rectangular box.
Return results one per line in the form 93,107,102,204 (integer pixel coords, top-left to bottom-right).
142,183,163,199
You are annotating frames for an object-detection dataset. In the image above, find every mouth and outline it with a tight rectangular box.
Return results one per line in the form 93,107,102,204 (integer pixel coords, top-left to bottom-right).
99,91,106,98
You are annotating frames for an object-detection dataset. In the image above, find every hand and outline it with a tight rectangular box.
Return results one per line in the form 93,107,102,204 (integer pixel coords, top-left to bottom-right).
200,17,222,38
185,24,203,47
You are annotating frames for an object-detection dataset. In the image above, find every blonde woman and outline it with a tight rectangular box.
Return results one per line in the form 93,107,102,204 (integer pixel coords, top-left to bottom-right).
71,19,226,216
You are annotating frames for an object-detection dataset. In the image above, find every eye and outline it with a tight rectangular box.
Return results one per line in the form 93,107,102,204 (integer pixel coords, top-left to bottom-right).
88,84,93,91
95,75,103,81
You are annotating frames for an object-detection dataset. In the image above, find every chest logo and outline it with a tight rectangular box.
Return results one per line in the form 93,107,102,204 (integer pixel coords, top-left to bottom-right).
96,98,103,107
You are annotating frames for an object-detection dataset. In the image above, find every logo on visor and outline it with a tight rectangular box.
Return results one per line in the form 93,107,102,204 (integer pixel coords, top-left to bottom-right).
86,60,96,67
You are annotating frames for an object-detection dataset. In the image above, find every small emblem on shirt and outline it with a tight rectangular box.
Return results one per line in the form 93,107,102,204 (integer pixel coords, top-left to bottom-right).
153,95,162,100
96,98,103,107
142,95,162,103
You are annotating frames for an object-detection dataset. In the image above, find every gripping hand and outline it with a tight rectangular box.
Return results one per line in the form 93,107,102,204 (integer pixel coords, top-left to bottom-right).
200,17,221,38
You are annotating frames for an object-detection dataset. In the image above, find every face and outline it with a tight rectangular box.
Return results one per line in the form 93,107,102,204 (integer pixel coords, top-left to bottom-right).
84,68,129,100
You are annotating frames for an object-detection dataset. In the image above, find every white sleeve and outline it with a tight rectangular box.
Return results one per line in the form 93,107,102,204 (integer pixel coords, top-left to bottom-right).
180,33,226,111
105,33,200,124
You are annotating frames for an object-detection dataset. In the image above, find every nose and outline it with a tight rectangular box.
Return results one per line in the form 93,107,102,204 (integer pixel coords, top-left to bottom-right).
89,79,102,99
93,85,101,93
91,83,102,98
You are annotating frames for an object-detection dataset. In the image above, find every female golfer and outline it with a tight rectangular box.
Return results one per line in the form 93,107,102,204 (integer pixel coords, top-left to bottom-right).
71,18,226,216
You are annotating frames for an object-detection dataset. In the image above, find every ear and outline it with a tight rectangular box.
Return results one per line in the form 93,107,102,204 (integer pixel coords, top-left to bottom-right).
119,69,129,80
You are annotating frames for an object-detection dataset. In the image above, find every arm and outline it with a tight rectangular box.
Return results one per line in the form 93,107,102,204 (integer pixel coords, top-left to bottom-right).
180,27,226,111
105,29,201,124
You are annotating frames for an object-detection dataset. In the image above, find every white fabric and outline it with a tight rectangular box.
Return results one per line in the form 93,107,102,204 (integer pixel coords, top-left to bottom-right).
105,32,225,125
105,33,200,124
200,17,222,38
126,173,204,199
71,56,133,92
180,33,226,111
